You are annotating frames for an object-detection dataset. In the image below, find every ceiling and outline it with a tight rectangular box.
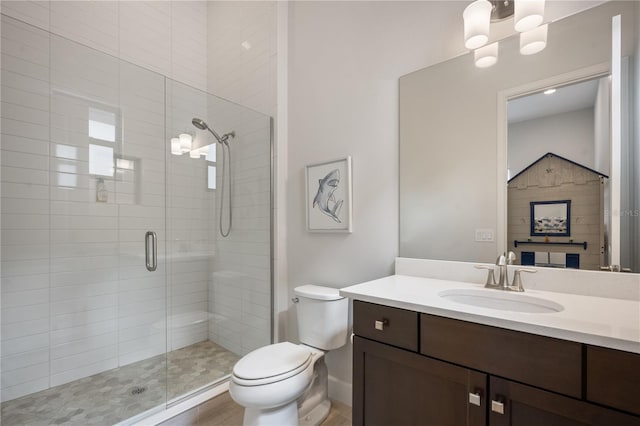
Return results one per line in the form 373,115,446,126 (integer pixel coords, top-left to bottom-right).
507,77,603,123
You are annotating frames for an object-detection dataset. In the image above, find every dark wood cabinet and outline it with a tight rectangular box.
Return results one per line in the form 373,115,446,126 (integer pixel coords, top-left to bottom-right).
352,300,640,426
353,335,486,426
421,314,582,398
586,345,640,416
489,376,640,426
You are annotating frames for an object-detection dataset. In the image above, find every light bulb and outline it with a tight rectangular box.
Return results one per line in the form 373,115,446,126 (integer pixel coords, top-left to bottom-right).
463,0,492,50
474,42,498,68
520,24,548,55
170,138,182,155
515,0,545,33
179,133,192,152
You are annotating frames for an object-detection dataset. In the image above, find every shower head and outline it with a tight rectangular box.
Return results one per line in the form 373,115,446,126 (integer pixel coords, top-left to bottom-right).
192,118,208,131
191,117,235,145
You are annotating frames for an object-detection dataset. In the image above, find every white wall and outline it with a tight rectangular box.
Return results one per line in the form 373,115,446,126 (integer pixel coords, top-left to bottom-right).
286,0,466,403
206,1,277,118
508,108,596,177
0,0,208,90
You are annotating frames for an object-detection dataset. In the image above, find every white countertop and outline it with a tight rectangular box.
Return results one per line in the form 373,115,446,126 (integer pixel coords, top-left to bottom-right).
340,274,640,354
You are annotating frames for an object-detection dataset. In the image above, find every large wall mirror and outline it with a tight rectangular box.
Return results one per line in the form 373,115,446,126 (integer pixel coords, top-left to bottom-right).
399,1,638,274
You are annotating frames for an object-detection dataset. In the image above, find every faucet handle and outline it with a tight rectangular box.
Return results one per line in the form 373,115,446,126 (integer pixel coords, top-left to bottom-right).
507,251,516,265
510,268,536,292
475,265,498,288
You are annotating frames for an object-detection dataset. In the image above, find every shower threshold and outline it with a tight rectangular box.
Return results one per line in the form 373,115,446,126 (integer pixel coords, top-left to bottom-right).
1,341,239,426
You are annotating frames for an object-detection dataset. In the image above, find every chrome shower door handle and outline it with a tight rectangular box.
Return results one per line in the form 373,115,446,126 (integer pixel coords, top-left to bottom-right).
145,231,157,272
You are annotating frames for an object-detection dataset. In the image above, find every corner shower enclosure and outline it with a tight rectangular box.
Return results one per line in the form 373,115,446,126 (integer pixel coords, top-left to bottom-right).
0,15,272,425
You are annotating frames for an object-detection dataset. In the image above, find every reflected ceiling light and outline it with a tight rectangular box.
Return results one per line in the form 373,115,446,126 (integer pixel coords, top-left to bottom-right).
179,133,192,153
474,42,498,68
514,0,545,32
171,137,182,155
188,145,210,159
463,0,492,49
520,24,548,55
543,88,556,95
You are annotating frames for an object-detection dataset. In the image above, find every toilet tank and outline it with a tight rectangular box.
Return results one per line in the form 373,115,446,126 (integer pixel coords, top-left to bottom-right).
294,285,349,350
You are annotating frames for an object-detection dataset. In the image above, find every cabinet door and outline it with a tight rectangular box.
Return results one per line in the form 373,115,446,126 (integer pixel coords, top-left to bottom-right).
489,377,640,426
353,336,486,426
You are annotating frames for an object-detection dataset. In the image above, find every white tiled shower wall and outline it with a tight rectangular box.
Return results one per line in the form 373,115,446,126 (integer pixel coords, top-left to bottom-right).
0,0,208,91
206,2,277,355
1,1,275,403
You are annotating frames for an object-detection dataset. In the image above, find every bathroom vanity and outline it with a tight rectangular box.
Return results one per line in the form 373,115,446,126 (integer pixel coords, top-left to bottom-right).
341,268,640,426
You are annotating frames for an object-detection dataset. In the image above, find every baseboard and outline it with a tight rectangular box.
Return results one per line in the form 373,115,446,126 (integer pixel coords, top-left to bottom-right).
328,375,352,407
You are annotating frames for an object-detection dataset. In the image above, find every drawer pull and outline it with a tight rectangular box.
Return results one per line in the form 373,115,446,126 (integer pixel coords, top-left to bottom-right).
374,319,389,330
468,392,481,406
491,399,505,414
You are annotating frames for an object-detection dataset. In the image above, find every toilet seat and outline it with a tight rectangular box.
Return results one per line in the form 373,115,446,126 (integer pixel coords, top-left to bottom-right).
232,342,312,387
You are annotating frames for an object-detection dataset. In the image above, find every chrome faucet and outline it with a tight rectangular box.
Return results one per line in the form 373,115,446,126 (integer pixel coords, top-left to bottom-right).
475,251,535,292
496,254,508,288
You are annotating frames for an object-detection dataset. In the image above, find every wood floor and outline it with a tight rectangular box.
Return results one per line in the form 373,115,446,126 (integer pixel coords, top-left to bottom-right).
159,391,352,426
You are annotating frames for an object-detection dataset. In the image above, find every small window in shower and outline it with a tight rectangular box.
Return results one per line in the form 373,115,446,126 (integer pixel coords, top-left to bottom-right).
89,144,114,176
88,107,116,142
208,165,216,190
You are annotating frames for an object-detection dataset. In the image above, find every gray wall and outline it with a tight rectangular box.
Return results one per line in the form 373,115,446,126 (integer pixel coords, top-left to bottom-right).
508,108,596,177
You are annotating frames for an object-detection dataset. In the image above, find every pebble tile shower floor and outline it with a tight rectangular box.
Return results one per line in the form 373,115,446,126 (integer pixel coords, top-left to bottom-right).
0,341,239,426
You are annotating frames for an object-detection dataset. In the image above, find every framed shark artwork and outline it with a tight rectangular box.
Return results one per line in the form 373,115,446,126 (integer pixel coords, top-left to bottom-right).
305,156,353,233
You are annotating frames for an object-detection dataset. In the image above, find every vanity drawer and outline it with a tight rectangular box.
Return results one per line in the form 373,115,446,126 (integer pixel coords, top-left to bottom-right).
587,345,640,416
420,314,582,398
353,301,419,352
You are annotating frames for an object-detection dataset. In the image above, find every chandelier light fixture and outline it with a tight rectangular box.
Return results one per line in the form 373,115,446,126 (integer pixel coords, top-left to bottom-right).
514,0,545,32
170,132,214,160
463,0,492,49
474,42,499,68
463,0,547,68
520,23,548,55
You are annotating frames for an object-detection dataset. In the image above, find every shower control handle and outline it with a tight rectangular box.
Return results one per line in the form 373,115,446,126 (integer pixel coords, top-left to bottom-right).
145,231,157,272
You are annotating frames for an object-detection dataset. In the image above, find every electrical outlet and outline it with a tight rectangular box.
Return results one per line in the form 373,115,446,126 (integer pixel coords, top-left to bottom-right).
475,228,494,242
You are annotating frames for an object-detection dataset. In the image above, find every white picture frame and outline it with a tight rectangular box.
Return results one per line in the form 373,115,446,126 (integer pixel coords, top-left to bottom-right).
305,157,353,233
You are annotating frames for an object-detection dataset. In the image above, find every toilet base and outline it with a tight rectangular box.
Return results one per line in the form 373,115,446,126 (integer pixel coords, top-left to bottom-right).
297,355,331,426
243,401,298,426
299,399,331,426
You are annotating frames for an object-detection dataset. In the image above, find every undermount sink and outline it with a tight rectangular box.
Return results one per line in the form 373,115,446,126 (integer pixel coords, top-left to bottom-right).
438,288,564,314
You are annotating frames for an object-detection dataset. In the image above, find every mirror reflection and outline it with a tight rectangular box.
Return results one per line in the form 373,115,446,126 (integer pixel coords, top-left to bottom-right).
507,77,610,271
399,1,639,275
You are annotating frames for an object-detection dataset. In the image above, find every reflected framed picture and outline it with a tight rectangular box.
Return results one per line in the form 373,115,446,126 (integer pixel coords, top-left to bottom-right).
530,200,571,236
305,157,352,233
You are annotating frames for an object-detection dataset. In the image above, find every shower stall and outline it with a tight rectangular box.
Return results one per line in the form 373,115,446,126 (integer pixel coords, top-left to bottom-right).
0,14,273,425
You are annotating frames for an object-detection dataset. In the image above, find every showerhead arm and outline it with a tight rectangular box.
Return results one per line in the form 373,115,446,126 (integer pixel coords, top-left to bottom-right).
192,118,234,144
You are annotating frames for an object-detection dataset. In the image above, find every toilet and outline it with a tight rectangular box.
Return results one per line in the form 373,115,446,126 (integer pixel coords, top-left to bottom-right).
229,285,349,426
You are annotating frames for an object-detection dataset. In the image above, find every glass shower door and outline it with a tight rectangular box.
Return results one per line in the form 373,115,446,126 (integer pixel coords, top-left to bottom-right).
49,33,168,422
1,29,167,424
165,80,273,402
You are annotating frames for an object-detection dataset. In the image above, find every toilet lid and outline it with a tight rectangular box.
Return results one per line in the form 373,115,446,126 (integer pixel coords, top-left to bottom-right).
233,342,312,380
